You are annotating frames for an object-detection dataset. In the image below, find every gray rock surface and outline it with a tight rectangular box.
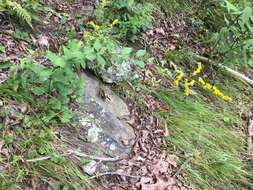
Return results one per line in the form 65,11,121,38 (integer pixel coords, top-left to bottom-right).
58,72,135,175
86,48,138,84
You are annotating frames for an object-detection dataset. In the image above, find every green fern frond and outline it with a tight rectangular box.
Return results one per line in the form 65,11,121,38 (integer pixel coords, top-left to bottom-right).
5,0,32,27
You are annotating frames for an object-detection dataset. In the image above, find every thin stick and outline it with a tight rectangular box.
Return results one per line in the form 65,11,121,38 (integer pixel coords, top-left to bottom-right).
26,150,121,163
26,152,72,162
90,172,147,180
68,150,122,162
192,54,253,87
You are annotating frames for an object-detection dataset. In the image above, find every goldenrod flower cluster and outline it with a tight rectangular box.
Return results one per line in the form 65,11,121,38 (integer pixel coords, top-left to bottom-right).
88,19,119,32
88,21,100,31
110,19,119,28
175,72,184,87
101,0,108,8
193,62,202,76
172,62,232,101
198,77,232,101
184,79,195,96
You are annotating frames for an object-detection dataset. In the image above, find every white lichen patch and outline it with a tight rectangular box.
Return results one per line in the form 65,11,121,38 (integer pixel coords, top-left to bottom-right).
109,143,117,151
81,160,97,175
87,126,102,142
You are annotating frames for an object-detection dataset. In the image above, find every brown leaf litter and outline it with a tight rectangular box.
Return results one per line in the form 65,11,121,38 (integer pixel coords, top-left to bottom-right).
94,92,188,190
142,14,206,62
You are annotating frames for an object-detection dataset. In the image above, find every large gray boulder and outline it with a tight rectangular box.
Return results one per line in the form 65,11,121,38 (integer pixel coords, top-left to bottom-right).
58,72,135,175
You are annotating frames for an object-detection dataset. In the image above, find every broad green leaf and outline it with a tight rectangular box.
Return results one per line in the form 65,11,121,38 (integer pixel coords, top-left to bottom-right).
47,51,66,67
84,48,96,61
121,47,132,55
135,60,145,68
49,98,61,110
0,44,5,53
223,0,239,13
97,55,106,65
60,109,73,123
39,70,52,81
106,41,115,51
241,7,252,25
94,39,102,50
136,49,146,57
31,86,47,96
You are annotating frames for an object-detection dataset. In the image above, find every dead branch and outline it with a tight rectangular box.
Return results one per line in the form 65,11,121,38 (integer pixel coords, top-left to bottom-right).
90,171,148,180
26,150,121,163
68,150,122,162
26,152,72,162
192,54,253,87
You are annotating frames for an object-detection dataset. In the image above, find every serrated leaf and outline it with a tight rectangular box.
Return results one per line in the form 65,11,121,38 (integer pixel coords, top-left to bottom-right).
31,86,47,96
49,98,61,110
241,7,252,25
60,109,73,123
39,70,52,81
136,49,146,57
0,44,5,53
94,39,102,50
97,55,106,65
223,0,239,13
47,51,66,67
84,48,96,61
135,60,145,68
121,47,132,55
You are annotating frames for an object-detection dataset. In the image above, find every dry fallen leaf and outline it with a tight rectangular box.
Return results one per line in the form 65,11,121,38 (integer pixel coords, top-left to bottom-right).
140,176,177,190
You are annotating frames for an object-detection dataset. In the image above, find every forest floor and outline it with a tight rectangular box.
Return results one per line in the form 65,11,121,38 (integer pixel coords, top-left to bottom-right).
0,1,253,190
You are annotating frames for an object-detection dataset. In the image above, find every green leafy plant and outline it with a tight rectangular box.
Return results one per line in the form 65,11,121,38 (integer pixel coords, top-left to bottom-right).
197,0,253,65
84,22,147,72
0,0,32,27
6,40,86,123
95,0,154,41
20,0,48,21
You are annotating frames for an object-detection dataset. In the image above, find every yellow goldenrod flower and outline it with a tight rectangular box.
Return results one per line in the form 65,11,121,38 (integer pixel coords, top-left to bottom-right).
175,72,184,86
101,0,108,8
203,83,212,90
193,62,202,76
183,79,195,96
212,86,220,95
88,21,100,31
170,61,178,71
188,79,196,86
112,19,119,26
184,86,190,96
198,77,205,86
222,96,232,102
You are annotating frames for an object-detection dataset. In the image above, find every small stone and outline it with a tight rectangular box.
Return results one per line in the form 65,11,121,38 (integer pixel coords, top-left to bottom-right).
109,143,116,151
87,126,102,142
82,160,97,175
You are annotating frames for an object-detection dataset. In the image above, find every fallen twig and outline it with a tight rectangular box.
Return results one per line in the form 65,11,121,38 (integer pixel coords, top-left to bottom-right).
68,150,122,162
192,54,253,87
26,150,121,163
26,152,72,162
90,171,147,180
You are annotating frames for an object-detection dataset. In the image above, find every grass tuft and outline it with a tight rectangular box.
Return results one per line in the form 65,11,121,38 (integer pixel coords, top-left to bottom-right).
152,89,253,189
